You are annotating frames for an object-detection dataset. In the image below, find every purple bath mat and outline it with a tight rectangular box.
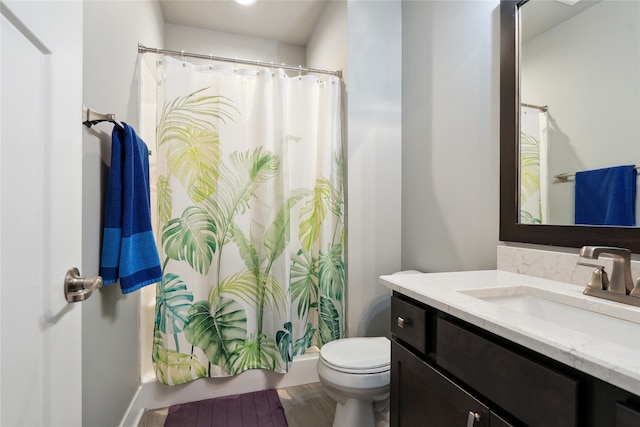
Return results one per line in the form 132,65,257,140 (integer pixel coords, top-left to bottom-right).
164,389,288,427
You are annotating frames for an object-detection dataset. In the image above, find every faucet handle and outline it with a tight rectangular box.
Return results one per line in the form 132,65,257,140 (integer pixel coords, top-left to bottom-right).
579,246,632,294
579,246,631,259
577,262,609,291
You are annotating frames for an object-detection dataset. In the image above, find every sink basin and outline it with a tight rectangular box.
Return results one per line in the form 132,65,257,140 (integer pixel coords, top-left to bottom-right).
461,286,640,352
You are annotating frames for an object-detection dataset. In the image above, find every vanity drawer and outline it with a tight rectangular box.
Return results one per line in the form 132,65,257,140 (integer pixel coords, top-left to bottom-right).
436,317,580,427
390,295,427,354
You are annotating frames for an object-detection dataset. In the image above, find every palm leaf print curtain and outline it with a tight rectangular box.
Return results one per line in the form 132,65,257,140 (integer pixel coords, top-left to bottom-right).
152,56,345,385
520,106,549,224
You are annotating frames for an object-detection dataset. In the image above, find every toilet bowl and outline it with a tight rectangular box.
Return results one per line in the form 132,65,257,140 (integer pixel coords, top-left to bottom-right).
317,336,390,427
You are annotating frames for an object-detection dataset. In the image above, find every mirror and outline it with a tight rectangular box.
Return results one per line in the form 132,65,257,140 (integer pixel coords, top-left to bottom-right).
519,0,639,226
500,0,640,252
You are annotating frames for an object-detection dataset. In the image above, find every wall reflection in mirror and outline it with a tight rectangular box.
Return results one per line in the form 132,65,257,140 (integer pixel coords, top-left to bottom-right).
518,0,640,227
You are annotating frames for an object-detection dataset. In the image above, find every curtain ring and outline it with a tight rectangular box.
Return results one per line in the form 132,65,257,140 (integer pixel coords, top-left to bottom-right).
181,50,186,67
298,65,302,80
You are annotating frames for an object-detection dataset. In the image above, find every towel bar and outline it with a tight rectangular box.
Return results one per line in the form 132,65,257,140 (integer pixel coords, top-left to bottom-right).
82,105,123,130
82,106,152,155
555,167,639,182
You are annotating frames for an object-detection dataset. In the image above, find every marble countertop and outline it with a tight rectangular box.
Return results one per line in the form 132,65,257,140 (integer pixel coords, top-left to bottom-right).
380,270,640,396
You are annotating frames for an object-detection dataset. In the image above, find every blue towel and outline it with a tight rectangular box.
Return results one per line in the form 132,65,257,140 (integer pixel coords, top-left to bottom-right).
100,123,162,293
575,165,637,226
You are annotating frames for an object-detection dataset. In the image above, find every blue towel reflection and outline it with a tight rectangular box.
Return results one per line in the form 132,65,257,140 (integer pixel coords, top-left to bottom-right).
575,165,637,226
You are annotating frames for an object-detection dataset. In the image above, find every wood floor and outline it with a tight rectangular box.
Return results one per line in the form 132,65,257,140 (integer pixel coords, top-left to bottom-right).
277,383,336,427
137,382,336,427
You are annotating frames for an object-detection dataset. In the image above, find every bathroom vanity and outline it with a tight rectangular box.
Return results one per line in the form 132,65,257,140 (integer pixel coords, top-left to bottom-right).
381,270,640,427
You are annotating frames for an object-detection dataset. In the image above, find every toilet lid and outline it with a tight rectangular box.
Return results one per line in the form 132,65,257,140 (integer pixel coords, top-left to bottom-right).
320,337,390,373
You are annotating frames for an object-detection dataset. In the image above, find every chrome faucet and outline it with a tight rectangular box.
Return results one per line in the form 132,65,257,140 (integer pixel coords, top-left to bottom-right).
578,246,640,307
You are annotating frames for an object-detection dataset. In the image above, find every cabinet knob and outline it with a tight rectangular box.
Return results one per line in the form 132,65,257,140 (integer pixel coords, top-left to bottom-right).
397,316,411,328
466,411,481,427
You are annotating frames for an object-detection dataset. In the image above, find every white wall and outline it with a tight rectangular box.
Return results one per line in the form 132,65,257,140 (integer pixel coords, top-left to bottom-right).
299,0,403,339
307,0,348,80
521,0,640,225
82,2,164,426
165,23,306,69
401,0,500,273
347,0,403,337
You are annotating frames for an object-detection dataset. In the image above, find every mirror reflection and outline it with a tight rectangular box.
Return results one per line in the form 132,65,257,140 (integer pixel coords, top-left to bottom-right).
518,0,640,226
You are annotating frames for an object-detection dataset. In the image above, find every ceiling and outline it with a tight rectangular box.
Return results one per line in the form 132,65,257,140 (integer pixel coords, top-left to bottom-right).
159,0,328,47
521,0,601,43
159,0,601,49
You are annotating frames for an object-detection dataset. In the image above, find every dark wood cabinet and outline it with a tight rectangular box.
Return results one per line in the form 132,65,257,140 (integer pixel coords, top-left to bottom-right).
390,292,640,427
436,318,578,426
616,402,640,427
392,340,505,427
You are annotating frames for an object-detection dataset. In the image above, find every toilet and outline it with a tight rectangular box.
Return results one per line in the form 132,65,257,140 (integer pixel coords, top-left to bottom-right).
317,336,391,427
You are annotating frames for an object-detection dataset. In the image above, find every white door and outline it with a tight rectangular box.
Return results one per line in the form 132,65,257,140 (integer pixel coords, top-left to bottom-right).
0,1,83,425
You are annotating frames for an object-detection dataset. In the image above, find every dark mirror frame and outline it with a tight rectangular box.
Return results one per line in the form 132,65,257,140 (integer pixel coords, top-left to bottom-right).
499,0,640,253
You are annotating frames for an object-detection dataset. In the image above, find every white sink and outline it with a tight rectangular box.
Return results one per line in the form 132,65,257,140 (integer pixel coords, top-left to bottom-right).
460,286,640,352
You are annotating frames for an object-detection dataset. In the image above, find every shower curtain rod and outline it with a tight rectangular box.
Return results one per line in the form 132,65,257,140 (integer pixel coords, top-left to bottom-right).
521,102,548,112
138,43,343,79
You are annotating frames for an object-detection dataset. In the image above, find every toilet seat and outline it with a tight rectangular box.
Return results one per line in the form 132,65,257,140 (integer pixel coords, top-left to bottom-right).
320,337,390,374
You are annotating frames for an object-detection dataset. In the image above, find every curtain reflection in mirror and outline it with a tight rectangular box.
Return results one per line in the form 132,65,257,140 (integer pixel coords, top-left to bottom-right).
520,105,549,224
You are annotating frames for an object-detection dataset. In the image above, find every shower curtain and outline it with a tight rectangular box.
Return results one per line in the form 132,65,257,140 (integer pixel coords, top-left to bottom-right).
520,106,549,224
152,56,345,385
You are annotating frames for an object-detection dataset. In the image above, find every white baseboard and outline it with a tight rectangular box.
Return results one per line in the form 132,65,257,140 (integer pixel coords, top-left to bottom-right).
118,386,145,427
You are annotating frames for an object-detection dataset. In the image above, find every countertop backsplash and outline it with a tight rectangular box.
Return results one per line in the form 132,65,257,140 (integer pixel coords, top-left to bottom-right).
497,244,640,287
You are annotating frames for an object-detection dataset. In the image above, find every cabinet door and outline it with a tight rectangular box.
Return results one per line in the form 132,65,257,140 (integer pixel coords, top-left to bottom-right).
616,402,640,427
490,411,516,427
391,340,490,427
